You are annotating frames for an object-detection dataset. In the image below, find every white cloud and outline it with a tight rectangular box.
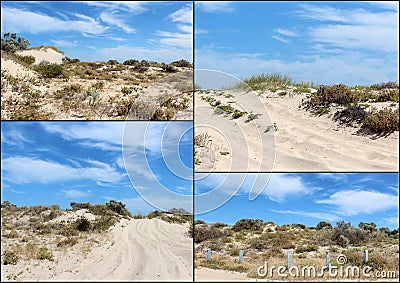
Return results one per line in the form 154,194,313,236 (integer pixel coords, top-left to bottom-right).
271,35,290,44
2,157,125,185
260,174,313,203
169,4,192,24
274,28,298,37
1,7,107,35
50,39,78,48
383,216,399,226
61,189,92,199
41,122,125,148
296,4,398,53
317,173,347,182
1,127,32,146
196,2,235,13
368,1,399,11
316,190,398,216
79,1,149,14
157,30,192,49
100,12,135,33
272,210,340,222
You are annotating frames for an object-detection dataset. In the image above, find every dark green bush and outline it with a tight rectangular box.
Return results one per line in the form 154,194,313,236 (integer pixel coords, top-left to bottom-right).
75,217,91,232
233,218,263,232
362,108,399,134
34,62,64,78
194,225,225,243
170,59,192,68
1,32,30,53
316,221,333,230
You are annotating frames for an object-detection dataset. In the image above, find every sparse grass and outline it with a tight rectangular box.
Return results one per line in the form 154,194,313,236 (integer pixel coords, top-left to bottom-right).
195,132,211,147
245,112,262,123
36,247,53,261
2,250,19,265
34,62,65,78
28,45,64,54
240,73,292,92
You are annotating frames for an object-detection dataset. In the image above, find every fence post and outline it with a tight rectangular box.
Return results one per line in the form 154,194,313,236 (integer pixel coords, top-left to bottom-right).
238,250,244,264
206,248,211,261
364,250,368,263
287,250,292,269
326,250,330,270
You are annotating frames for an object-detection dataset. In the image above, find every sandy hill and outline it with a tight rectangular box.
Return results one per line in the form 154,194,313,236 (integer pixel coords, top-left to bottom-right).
1,47,193,120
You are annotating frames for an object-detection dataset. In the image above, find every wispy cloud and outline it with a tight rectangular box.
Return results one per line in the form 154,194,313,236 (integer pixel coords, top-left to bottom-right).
50,39,78,48
1,7,107,34
296,4,398,53
316,190,398,216
196,1,235,13
2,157,125,185
61,189,92,199
100,12,135,33
274,28,298,37
271,35,290,44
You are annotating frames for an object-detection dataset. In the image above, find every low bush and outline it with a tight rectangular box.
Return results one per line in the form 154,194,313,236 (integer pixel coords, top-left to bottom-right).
194,225,225,243
34,62,64,78
233,218,263,232
2,251,19,265
362,108,399,134
75,217,91,232
37,247,53,261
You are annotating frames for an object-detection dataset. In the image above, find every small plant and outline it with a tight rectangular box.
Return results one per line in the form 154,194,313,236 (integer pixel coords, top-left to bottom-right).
121,86,134,95
220,151,230,156
232,109,246,119
37,247,53,261
314,107,330,116
2,250,19,265
264,123,278,133
245,112,262,123
215,104,235,115
57,237,78,247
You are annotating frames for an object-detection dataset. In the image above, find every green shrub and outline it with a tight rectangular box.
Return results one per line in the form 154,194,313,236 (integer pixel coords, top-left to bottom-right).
233,218,263,232
2,251,19,265
232,109,246,119
213,222,228,228
296,245,319,253
362,108,399,134
1,32,30,53
59,227,79,237
75,217,91,232
170,59,192,68
107,59,119,65
35,62,64,78
37,247,53,261
194,225,225,243
316,221,333,230
16,54,35,65
93,215,116,231
57,237,78,247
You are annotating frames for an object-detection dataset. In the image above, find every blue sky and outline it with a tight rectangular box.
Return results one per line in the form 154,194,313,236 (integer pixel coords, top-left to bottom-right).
195,173,399,229
1,122,193,214
1,1,192,63
195,1,399,86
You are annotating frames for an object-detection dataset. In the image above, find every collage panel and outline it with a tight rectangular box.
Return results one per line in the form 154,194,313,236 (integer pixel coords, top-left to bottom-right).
194,172,399,281
194,1,398,172
1,121,193,281
1,1,193,121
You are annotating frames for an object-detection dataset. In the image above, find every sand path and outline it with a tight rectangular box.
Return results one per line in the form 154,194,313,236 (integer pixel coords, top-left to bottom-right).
195,90,398,172
54,218,192,281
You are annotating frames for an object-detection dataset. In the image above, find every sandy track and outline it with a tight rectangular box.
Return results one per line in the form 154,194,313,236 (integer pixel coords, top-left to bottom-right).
195,90,398,172
54,218,192,281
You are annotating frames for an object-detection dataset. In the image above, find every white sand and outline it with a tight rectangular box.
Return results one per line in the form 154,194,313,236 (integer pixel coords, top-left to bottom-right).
195,267,253,281
1,218,192,281
17,48,64,64
195,90,399,172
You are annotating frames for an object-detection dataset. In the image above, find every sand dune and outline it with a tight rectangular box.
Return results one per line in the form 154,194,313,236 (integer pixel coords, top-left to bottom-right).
195,90,398,172
17,48,64,64
53,218,192,281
